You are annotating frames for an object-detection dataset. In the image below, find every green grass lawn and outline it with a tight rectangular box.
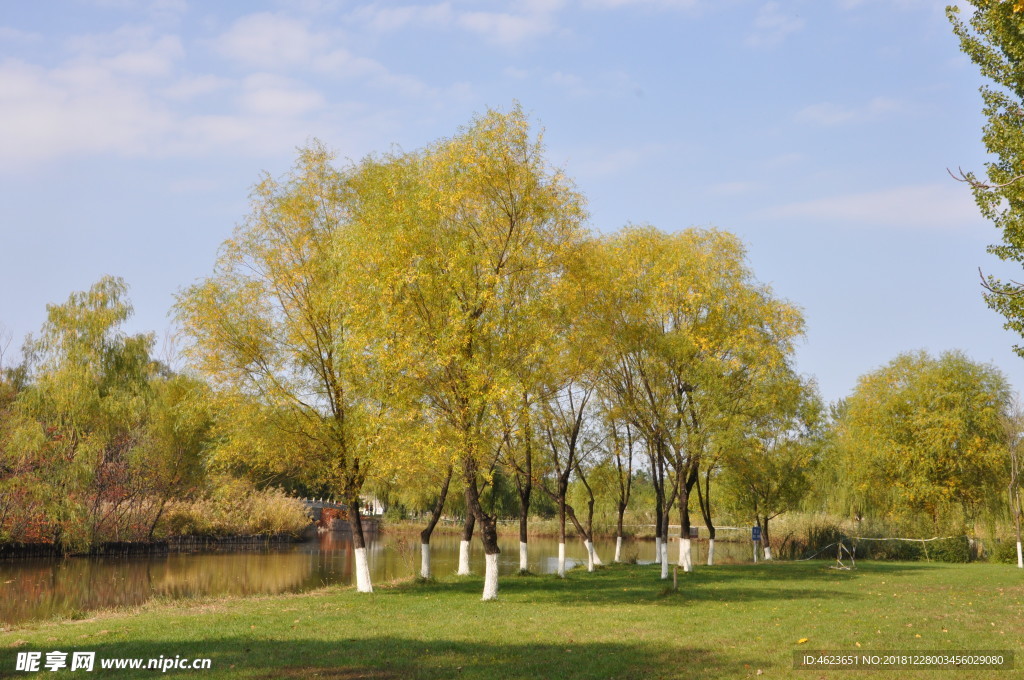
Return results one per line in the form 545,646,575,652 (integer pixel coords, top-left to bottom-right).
1,561,1022,679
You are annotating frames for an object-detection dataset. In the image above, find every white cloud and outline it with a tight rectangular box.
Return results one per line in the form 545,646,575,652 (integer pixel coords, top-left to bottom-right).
0,17,454,169
747,2,804,48
0,26,42,43
582,0,699,8
838,0,939,9
547,70,587,94
757,184,985,231
456,10,555,45
796,97,903,126
159,73,229,100
239,73,325,117
102,35,184,76
0,57,175,164
349,1,562,46
568,143,666,178
215,13,329,69
214,12,432,94
352,3,453,32
545,69,639,98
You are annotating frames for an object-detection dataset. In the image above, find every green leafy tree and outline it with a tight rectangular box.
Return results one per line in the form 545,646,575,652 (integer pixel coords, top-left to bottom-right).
833,350,1011,532
949,3,1024,348
134,374,213,539
721,373,823,559
11,277,155,550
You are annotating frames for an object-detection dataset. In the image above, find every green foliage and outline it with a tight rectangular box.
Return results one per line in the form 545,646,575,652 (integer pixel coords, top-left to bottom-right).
831,350,1011,531
949,2,1024,353
991,538,1021,563
927,536,972,563
5,277,158,549
719,374,823,536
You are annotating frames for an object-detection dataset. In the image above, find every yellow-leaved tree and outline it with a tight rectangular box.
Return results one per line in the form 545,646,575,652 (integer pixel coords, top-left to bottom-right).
176,145,389,592
592,226,805,574
348,105,588,600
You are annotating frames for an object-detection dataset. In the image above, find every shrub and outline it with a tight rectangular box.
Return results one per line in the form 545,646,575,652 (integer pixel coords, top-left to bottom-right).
157,480,310,538
991,538,1021,564
927,536,971,563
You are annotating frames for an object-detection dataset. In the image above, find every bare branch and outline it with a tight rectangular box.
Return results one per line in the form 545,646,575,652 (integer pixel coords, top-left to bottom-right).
979,266,1024,297
948,166,1024,190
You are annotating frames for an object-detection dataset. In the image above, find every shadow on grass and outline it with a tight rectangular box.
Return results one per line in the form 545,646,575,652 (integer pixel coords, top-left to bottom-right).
1,637,765,680
388,561,939,608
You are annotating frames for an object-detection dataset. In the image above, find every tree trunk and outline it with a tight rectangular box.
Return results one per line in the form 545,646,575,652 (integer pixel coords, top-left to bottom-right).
517,452,532,573
677,464,698,572
660,503,672,580
463,456,500,600
557,489,567,577
615,501,626,563
760,516,773,561
1013,479,1023,568
419,468,452,580
458,509,475,576
565,502,600,571
695,466,716,566
347,498,373,593
678,492,692,573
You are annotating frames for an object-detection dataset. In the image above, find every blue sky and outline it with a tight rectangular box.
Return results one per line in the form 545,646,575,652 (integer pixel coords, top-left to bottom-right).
0,0,1017,404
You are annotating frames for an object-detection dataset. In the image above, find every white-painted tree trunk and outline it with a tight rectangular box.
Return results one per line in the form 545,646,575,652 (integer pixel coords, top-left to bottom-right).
655,536,662,565
614,536,622,563
354,547,373,593
763,544,772,561
707,538,715,566
679,538,693,572
457,540,471,575
557,542,566,577
1017,541,1022,568
585,539,595,571
660,541,669,579
592,544,603,566
420,543,431,579
482,553,498,601
519,541,528,572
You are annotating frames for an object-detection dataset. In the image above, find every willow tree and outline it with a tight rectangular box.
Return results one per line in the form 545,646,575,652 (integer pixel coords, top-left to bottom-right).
349,106,587,600
722,373,822,560
11,277,155,550
176,145,386,592
593,226,804,573
833,350,1011,532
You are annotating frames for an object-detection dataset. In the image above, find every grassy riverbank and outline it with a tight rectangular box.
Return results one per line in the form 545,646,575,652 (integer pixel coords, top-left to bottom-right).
2,562,1022,679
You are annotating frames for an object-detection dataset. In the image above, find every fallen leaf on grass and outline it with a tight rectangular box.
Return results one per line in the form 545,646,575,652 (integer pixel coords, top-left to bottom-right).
797,638,809,644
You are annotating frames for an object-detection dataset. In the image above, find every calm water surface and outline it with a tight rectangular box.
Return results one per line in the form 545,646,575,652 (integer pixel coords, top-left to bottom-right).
0,531,753,626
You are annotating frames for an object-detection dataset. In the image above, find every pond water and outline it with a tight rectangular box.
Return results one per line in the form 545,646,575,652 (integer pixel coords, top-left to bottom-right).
0,531,755,626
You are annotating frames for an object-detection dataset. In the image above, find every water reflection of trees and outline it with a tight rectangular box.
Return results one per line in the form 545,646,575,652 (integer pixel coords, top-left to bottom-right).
0,550,324,626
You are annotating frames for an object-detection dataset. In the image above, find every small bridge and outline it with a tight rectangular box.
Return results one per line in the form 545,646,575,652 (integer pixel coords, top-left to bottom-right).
298,498,379,532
